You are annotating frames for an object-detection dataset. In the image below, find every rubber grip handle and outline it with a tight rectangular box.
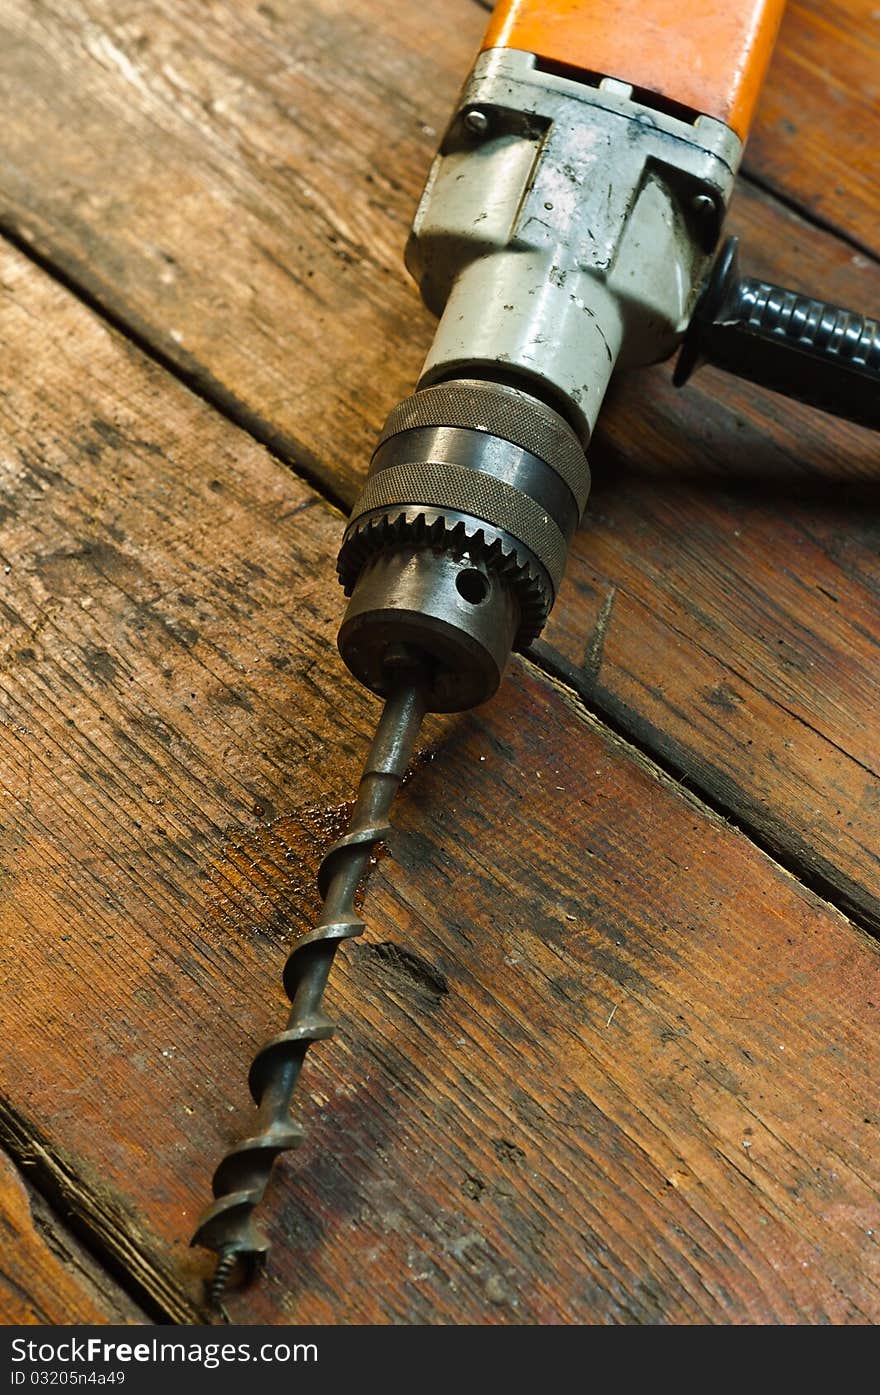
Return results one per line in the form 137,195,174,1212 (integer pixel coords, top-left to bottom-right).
675,238,880,432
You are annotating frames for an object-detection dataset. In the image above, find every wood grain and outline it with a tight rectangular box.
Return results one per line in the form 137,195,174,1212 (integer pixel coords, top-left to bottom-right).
543,183,880,929
0,0,875,937
0,0,454,497
746,0,880,254
0,1147,143,1323
0,242,876,1323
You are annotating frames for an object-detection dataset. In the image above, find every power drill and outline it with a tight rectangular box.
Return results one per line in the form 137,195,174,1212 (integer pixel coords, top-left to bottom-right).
192,0,880,1299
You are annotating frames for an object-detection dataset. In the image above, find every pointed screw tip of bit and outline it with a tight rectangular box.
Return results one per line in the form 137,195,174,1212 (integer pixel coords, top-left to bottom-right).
208,1250,240,1306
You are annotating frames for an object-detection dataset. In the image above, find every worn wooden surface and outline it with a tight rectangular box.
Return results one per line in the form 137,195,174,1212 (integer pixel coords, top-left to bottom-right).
746,0,880,253
0,0,875,1327
0,244,876,1325
0,0,876,933
0,1148,143,1323
543,187,880,931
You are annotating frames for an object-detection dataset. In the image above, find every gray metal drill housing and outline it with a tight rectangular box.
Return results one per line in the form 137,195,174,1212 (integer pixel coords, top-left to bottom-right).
337,49,743,711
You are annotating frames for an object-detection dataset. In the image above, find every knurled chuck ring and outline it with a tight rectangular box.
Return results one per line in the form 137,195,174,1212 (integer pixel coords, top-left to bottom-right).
336,379,589,647
376,378,590,516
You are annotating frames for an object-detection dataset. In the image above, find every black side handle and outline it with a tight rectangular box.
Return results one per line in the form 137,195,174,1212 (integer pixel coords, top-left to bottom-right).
674,237,880,432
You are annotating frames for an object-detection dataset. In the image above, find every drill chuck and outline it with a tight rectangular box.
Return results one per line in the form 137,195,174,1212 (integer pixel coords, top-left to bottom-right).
336,377,589,711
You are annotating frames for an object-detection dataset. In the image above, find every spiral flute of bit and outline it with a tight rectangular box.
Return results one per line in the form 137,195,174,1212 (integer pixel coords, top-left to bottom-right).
192,676,427,1297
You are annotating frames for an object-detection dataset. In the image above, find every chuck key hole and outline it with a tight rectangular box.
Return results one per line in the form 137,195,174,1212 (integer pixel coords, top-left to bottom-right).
455,568,491,605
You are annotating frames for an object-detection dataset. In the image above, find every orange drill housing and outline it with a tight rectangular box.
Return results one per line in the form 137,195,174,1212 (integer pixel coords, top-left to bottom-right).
482,0,785,140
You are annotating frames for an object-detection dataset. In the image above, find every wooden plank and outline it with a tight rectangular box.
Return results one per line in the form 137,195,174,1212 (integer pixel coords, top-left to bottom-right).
0,0,454,497
0,243,876,1323
543,182,880,930
747,0,880,254
0,0,875,933
0,1147,144,1323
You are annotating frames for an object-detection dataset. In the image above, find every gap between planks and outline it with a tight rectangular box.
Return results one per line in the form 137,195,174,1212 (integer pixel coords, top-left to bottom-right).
525,641,879,946
0,637,875,1326
0,1144,147,1324
0,201,873,949
740,168,878,265
0,213,351,520
0,1098,202,1325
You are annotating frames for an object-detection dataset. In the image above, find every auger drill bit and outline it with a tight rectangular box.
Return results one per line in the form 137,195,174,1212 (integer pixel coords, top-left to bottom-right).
192,0,880,1301
192,668,426,1298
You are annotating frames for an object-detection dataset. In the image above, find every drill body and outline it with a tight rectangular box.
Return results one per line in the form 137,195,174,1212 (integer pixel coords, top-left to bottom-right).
336,0,781,711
